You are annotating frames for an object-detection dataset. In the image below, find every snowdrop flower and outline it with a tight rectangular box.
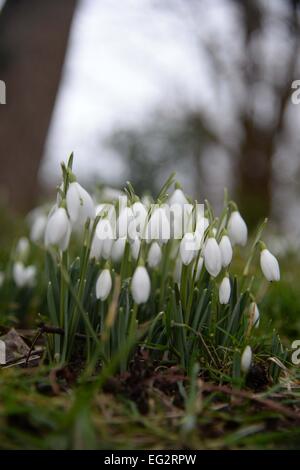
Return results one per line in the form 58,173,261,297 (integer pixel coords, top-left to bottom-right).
169,187,188,207
66,181,95,227
219,235,233,267
204,237,222,277
45,207,71,251
228,211,248,246
15,237,30,261
194,256,204,281
117,207,137,240
13,262,36,288
131,266,151,304
250,302,260,328
96,269,112,301
90,234,103,259
180,233,198,266
111,238,126,263
147,242,162,268
241,345,252,373
145,206,170,243
219,277,231,304
30,213,47,243
91,218,114,260
260,248,280,282
130,237,141,261
132,201,148,236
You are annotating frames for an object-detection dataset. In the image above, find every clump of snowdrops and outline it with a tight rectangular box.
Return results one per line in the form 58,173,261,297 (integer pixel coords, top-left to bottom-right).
19,155,284,380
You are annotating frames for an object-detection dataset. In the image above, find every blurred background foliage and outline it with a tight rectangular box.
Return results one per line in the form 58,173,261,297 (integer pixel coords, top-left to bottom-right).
0,0,299,232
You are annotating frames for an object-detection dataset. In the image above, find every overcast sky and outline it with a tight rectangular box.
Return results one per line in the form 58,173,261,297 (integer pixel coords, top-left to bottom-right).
41,0,240,187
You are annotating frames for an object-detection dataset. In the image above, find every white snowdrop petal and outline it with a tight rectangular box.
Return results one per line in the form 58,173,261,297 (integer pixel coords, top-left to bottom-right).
204,238,222,277
45,207,71,251
228,211,248,247
66,182,95,226
241,345,252,373
260,249,280,282
131,266,151,304
219,277,231,304
96,269,112,301
147,242,162,268
219,235,233,267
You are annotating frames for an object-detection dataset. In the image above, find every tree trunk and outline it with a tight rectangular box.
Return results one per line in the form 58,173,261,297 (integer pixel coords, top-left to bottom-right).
0,0,77,212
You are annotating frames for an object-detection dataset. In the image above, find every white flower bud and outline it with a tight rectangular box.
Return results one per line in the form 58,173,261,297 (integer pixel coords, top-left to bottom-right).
30,213,47,243
204,237,222,277
13,262,36,288
250,302,260,328
15,237,30,261
180,232,198,266
66,181,95,227
260,249,280,281
241,345,252,373
131,266,151,304
117,207,137,240
147,242,162,268
111,238,126,262
132,201,148,236
169,188,188,207
130,237,141,261
228,211,248,247
96,269,112,301
219,277,231,304
45,207,71,251
219,235,233,267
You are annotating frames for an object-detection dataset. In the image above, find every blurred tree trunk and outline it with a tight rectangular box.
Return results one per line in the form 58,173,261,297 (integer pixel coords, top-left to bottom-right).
235,0,300,227
0,0,77,212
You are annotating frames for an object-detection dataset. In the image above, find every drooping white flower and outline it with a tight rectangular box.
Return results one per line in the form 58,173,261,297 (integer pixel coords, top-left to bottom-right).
241,345,252,373
169,188,188,207
130,237,141,261
219,277,231,304
250,302,260,328
180,233,198,266
194,256,204,281
219,235,233,267
13,262,36,288
111,238,126,262
131,266,151,304
45,207,71,251
145,206,170,244
15,237,30,261
260,248,280,282
204,237,222,277
117,207,137,240
227,211,248,247
147,242,162,268
96,269,112,301
66,181,95,227
132,201,148,237
30,213,47,243
91,218,114,260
